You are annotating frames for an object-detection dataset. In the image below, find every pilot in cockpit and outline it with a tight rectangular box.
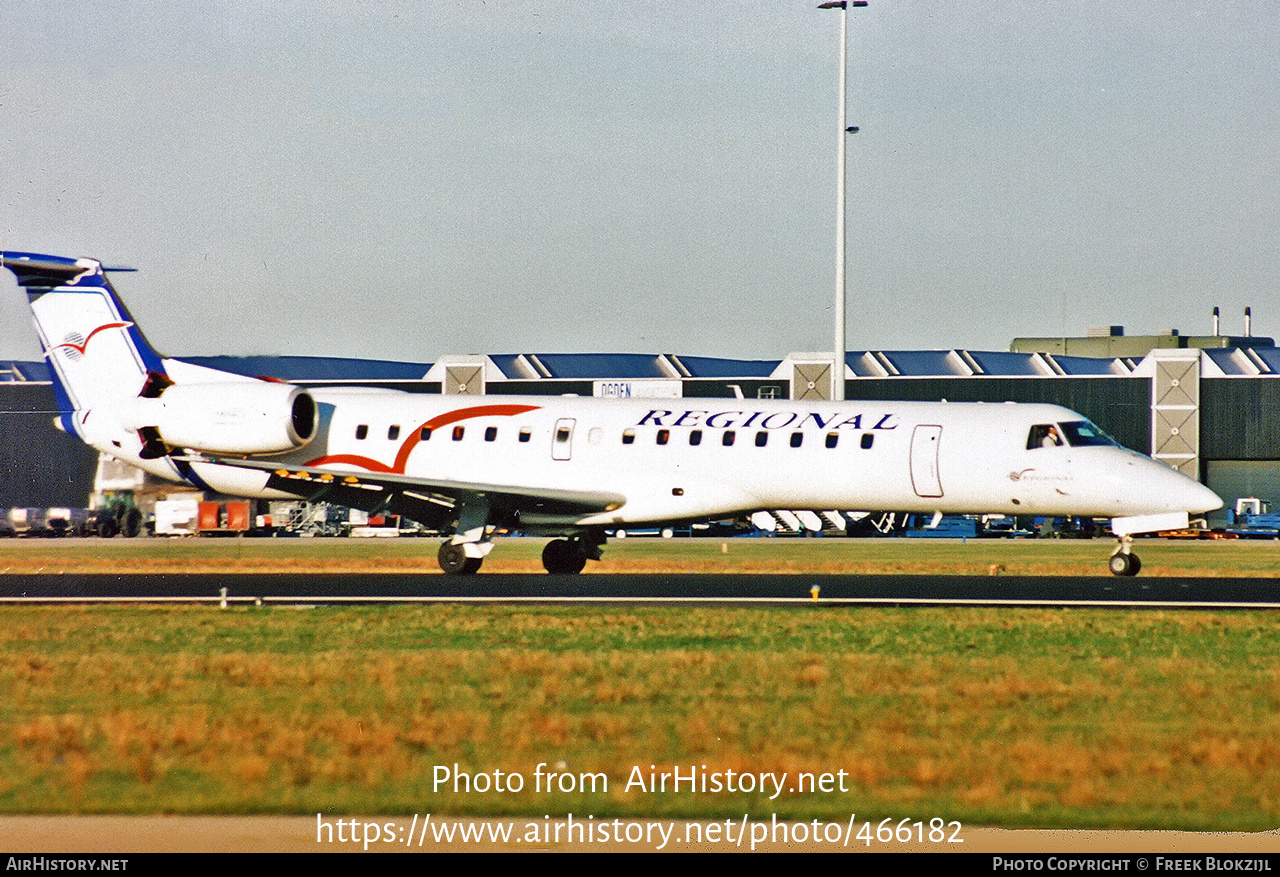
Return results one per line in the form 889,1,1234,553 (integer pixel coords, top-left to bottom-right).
1027,424,1062,449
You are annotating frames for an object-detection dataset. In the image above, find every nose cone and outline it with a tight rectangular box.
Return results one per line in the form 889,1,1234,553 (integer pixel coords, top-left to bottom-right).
1185,478,1224,514
1096,449,1222,514
1141,458,1223,514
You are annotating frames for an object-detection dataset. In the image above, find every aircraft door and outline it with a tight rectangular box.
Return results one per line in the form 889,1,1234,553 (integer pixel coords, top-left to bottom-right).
910,424,944,498
552,418,575,461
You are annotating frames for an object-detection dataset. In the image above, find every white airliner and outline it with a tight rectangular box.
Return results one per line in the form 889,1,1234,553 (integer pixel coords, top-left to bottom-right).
3,251,1222,576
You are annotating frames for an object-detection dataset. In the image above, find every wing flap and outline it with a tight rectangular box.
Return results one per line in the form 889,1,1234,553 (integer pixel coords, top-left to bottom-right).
193,455,627,518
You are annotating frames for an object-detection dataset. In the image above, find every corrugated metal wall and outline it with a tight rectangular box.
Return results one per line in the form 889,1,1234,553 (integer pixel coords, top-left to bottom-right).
1201,379,1280,461
1205,461,1280,518
838,378,1154,454
0,386,99,508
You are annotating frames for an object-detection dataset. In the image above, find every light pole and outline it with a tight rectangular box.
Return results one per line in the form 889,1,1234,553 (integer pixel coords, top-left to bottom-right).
819,0,865,401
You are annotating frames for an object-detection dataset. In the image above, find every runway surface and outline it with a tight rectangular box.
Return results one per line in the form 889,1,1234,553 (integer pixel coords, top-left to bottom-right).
1,572,1278,608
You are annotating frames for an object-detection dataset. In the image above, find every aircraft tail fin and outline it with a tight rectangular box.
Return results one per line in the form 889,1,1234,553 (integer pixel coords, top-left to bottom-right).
1,252,164,435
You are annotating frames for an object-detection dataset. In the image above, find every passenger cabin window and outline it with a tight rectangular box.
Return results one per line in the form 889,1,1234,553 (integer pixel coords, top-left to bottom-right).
1028,424,1063,450
485,426,497,442
519,428,532,443
622,429,636,445
689,430,702,446
826,433,839,449
355,424,368,440
556,427,571,442
388,425,400,440
860,433,874,450
656,429,670,445
722,431,736,447
755,431,768,447
790,432,803,448
420,427,433,440
452,426,465,441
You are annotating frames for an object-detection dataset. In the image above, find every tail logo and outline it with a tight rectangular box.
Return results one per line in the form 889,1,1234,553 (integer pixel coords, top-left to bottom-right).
49,321,134,360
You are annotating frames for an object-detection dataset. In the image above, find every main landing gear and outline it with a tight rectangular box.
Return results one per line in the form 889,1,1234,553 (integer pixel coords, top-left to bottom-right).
542,533,605,574
541,539,587,574
1108,535,1141,577
437,542,482,575
437,532,606,575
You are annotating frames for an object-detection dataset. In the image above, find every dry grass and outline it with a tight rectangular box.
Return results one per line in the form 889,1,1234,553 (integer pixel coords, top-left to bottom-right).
2,604,1279,829
1,534,1279,576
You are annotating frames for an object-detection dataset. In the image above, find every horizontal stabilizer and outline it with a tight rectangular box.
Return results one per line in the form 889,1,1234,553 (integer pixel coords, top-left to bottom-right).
0,252,133,289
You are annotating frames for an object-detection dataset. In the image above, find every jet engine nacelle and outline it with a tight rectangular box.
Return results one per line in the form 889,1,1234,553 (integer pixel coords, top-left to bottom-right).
120,381,317,455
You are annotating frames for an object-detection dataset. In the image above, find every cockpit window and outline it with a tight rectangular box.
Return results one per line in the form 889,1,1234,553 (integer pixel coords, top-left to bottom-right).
1028,420,1116,450
1027,424,1063,449
1058,420,1115,447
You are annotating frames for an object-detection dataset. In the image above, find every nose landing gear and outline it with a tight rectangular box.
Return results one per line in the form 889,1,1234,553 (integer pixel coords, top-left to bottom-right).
1108,535,1141,577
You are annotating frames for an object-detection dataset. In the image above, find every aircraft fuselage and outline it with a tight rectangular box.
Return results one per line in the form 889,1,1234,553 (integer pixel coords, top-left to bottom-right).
150,389,1216,528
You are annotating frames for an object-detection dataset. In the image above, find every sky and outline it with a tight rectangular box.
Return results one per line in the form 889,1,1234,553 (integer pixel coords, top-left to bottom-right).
2,1,1278,364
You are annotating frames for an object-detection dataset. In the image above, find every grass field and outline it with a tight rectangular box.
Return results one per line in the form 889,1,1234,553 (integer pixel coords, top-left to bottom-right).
2,537,1279,830
3,533,1280,576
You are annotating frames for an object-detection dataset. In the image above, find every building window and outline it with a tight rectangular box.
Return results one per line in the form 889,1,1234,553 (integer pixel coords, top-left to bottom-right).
757,385,781,400
356,424,368,440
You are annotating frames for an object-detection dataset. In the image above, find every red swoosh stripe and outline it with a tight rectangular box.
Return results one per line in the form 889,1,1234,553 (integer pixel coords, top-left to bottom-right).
305,403,541,474
49,321,133,356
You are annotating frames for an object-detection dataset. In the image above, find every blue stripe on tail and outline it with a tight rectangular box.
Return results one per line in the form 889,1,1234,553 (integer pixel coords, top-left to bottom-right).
1,252,166,424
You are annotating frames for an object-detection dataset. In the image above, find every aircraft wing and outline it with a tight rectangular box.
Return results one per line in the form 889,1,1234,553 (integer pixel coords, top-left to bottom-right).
190,455,626,528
